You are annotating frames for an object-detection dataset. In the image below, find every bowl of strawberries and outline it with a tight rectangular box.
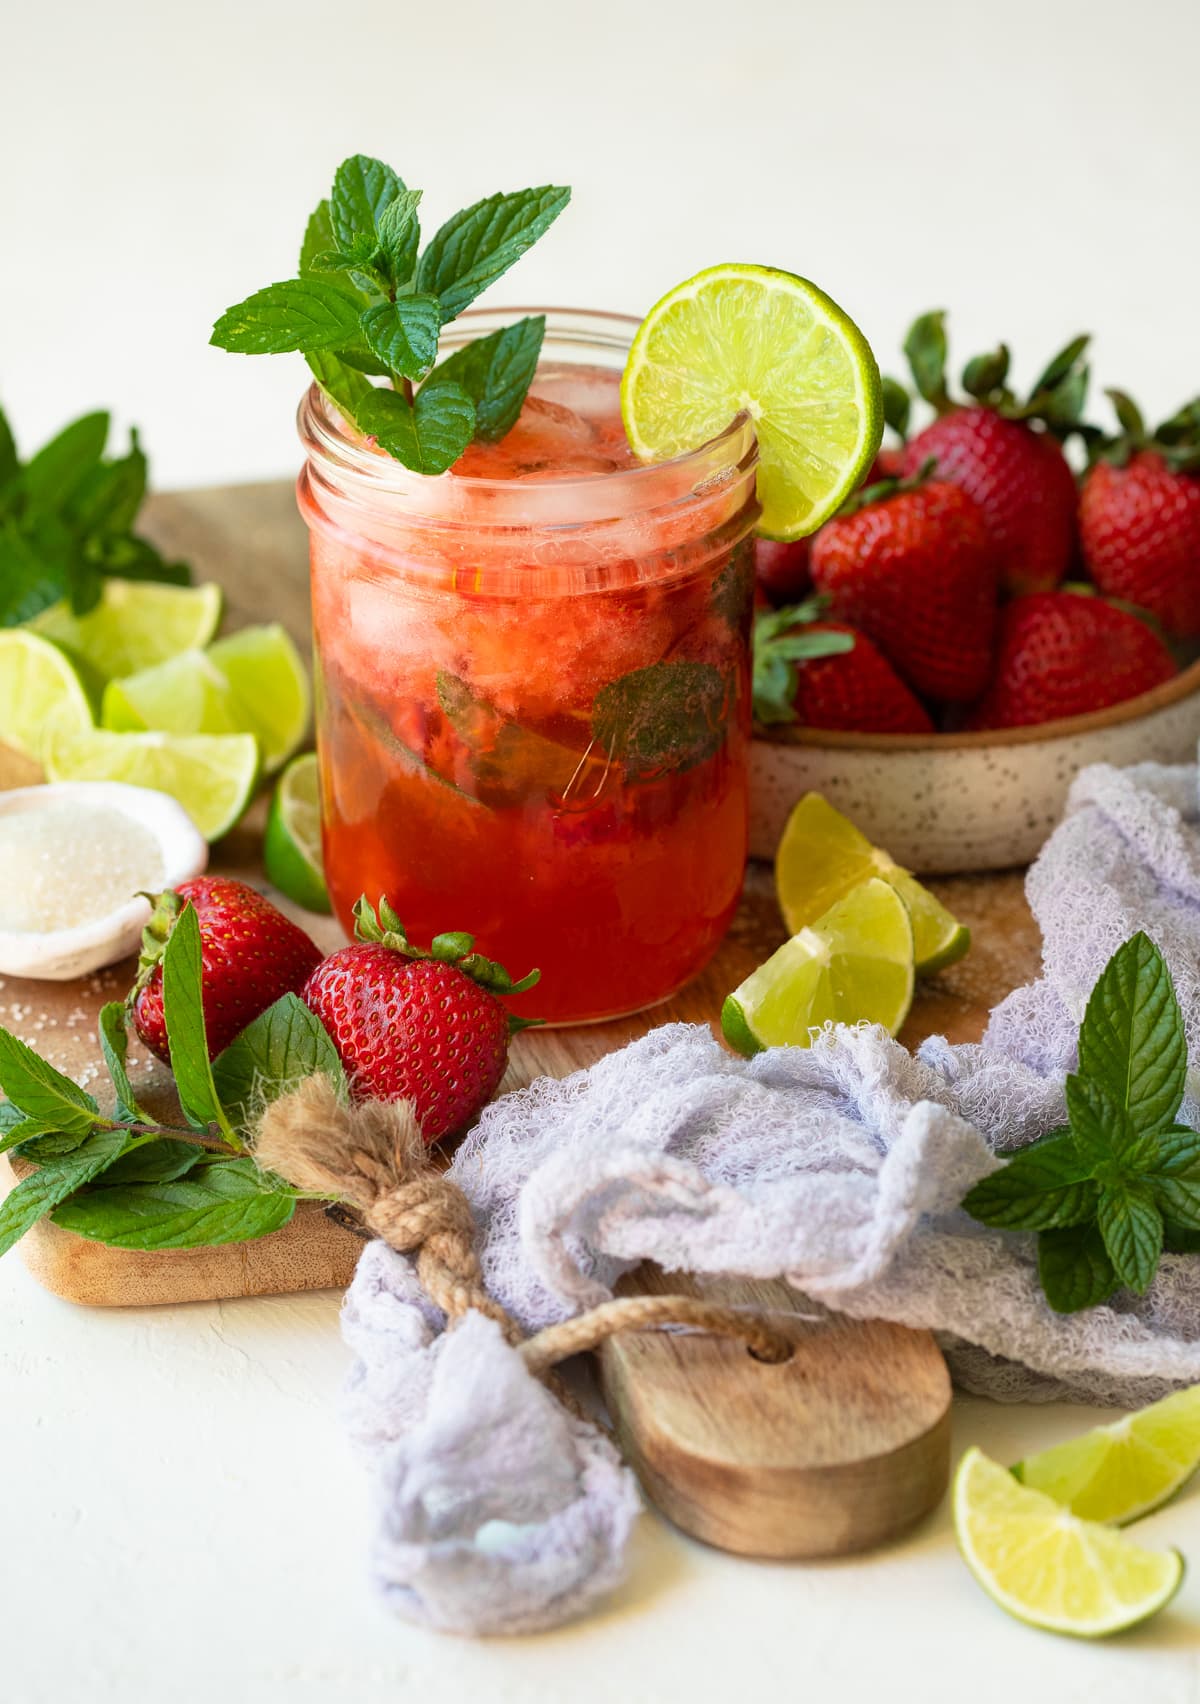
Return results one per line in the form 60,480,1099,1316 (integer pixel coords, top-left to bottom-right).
749,314,1200,873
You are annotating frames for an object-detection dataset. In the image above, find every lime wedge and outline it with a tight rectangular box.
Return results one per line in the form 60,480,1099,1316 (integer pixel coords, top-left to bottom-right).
954,1447,1184,1638
621,264,883,540
0,631,96,761
44,727,258,840
207,624,311,773
29,579,222,679
776,793,970,975
1014,1385,1200,1525
264,753,330,913
102,649,243,736
722,876,914,1055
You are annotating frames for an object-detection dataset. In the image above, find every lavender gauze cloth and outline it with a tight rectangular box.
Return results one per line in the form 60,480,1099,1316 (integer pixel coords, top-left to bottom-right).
341,756,1200,1635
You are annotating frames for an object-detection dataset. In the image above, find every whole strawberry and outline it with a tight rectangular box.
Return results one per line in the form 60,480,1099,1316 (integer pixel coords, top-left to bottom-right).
809,470,997,702
1079,392,1200,638
896,313,1088,595
131,877,323,1064
964,591,1177,730
301,899,539,1143
753,607,933,733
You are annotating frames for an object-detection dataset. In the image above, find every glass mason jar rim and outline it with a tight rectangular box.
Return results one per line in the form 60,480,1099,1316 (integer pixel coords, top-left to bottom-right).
297,305,758,531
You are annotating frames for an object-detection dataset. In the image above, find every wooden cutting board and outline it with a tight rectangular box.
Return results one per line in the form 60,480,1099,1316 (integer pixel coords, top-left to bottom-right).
0,481,1043,1309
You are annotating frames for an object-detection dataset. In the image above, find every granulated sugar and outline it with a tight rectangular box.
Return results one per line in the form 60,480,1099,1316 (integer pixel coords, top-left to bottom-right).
0,802,164,932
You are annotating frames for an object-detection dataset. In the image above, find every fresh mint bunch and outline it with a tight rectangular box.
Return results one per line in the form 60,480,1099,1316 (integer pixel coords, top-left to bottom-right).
963,932,1200,1313
0,404,190,626
0,903,347,1256
211,154,571,475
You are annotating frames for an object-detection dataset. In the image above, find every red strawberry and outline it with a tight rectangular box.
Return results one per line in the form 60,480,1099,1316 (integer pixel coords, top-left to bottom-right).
1078,393,1200,638
131,877,323,1064
753,611,933,733
301,899,539,1143
895,314,1088,594
753,536,811,606
809,475,997,702
963,591,1176,730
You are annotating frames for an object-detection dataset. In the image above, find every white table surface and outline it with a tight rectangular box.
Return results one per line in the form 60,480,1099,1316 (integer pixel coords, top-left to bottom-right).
4,1252,1198,1702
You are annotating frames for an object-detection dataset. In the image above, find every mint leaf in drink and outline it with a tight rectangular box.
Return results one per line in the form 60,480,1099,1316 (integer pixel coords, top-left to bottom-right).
330,154,405,255
0,1028,101,1135
357,383,476,476
161,904,238,1144
377,189,423,284
960,1132,1097,1230
361,295,442,381
98,1002,151,1125
53,1156,296,1250
593,661,730,780
211,279,364,355
1037,1223,1118,1314
0,1127,129,1259
212,993,346,1134
1077,930,1186,1134
431,315,545,442
23,411,109,510
1096,1180,1163,1293
417,186,571,320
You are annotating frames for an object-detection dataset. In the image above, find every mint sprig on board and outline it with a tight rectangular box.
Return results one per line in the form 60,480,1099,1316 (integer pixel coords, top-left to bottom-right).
0,404,190,626
211,154,570,475
963,932,1200,1313
0,904,347,1257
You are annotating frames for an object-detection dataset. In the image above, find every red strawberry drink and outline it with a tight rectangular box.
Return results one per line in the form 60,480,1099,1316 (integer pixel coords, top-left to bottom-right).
298,310,759,1025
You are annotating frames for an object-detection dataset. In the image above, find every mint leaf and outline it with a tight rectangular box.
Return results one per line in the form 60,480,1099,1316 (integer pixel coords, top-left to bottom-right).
361,294,441,381
357,383,475,475
1152,1171,1200,1229
98,1002,151,1124
24,412,109,510
592,662,730,780
211,280,364,355
0,402,18,489
1096,1180,1163,1293
67,434,146,536
1037,1223,1118,1314
53,1157,296,1250
0,1102,51,1153
1077,932,1186,1134
1164,1221,1200,1254
330,154,405,255
961,1132,1097,1230
92,1138,205,1187
1150,1125,1200,1174
0,1128,128,1259
377,189,423,283
1064,1074,1157,1173
305,351,375,419
0,521,65,624
417,186,571,320
161,904,237,1143
0,1028,100,1134
300,198,336,276
212,993,346,1133
430,315,545,442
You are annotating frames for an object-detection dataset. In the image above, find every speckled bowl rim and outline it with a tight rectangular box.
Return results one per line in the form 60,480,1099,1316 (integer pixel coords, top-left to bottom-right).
757,657,1200,752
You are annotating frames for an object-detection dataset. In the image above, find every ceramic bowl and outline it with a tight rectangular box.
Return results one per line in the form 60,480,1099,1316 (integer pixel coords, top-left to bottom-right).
749,661,1200,874
0,782,208,980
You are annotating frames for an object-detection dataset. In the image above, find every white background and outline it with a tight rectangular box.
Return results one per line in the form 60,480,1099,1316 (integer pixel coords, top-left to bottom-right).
1,0,1198,489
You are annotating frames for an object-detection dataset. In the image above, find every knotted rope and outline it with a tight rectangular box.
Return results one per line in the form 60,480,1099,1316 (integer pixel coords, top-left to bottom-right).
255,1076,792,1375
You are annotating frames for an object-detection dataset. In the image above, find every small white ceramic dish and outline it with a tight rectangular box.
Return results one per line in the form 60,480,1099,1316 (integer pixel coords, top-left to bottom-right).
0,782,208,981
750,661,1200,873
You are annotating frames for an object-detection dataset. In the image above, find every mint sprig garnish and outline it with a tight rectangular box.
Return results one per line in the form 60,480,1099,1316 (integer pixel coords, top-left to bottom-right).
0,403,190,626
963,932,1200,1313
212,154,570,475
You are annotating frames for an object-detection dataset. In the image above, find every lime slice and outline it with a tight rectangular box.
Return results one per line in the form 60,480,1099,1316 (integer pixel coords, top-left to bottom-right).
722,876,914,1055
776,793,970,976
621,263,883,540
102,649,243,736
264,753,330,913
207,624,311,774
954,1447,1184,1638
44,727,258,840
1014,1385,1200,1525
0,631,96,761
29,579,222,679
